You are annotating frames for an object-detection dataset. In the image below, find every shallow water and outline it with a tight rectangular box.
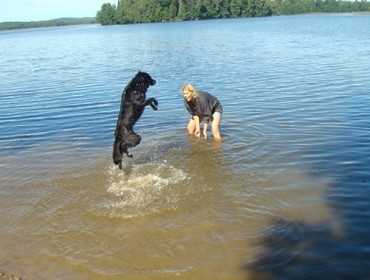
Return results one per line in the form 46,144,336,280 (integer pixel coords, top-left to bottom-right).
1,15,370,279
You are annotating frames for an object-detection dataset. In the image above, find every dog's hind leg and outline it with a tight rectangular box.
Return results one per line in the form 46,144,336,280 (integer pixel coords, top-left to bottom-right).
119,132,141,158
113,139,123,166
126,132,142,148
126,152,133,158
120,142,133,159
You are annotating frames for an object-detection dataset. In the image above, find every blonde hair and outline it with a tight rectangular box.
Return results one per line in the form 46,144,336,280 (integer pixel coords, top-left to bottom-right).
181,83,199,99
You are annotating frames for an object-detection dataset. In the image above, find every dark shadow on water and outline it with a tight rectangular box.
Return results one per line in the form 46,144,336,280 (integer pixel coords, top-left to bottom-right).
245,134,370,279
245,217,370,279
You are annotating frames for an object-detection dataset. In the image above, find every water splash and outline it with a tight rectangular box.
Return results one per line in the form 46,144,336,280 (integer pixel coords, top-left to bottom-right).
105,162,188,218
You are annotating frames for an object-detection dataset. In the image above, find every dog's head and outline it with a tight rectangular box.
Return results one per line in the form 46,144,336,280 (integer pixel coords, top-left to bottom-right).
135,71,156,87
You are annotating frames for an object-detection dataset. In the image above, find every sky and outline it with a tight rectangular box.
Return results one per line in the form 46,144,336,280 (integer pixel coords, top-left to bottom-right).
1,0,116,22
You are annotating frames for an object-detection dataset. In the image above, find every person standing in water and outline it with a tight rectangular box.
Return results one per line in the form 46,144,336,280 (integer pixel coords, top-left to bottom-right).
182,84,223,140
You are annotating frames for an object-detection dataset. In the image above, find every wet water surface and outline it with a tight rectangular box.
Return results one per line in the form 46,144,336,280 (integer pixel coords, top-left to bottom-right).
1,15,370,279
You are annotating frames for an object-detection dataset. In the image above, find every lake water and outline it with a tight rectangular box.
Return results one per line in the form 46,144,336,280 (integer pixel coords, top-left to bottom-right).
1,14,370,279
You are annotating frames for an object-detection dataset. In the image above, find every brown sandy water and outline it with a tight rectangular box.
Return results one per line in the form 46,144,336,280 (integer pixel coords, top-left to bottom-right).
0,133,335,279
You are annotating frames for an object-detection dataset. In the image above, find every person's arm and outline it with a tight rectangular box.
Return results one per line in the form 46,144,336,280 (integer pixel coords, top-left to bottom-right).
202,122,208,139
193,115,201,137
184,100,196,116
184,99,200,134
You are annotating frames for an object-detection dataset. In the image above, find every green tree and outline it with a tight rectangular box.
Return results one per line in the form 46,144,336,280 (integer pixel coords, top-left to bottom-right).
219,0,232,17
230,0,243,16
178,0,191,19
95,0,370,26
97,3,116,25
169,0,179,18
202,0,219,17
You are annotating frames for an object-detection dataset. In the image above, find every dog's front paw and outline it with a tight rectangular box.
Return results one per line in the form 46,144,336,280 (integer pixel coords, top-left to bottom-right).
151,99,158,111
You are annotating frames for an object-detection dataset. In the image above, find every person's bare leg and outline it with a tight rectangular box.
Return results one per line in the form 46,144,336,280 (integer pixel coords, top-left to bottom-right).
211,112,222,140
187,118,196,135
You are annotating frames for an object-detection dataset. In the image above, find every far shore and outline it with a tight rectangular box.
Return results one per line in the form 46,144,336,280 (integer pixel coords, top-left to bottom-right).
0,17,96,31
1,12,370,32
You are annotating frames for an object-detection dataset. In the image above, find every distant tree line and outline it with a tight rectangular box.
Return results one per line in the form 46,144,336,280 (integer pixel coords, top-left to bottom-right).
96,0,370,25
0,18,96,31
276,0,370,14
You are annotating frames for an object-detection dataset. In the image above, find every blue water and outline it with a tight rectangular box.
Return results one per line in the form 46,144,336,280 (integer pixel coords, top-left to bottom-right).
1,15,370,279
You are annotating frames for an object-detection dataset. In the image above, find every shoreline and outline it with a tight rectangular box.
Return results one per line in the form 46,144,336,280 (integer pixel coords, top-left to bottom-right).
1,11,370,32
0,17,96,31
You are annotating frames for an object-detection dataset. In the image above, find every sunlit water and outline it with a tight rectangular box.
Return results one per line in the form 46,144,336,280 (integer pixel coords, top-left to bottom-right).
1,15,370,279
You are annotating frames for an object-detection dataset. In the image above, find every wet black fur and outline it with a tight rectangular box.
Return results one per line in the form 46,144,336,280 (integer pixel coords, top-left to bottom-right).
112,71,158,169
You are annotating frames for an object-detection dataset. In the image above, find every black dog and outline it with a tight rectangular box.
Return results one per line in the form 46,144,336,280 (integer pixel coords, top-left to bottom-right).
113,71,158,169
